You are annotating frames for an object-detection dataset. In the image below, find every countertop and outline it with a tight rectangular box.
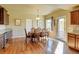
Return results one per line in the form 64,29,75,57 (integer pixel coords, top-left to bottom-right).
0,29,12,35
68,31,79,35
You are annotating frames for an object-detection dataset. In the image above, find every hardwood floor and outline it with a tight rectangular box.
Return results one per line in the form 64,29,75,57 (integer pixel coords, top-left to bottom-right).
0,37,47,54
0,37,79,54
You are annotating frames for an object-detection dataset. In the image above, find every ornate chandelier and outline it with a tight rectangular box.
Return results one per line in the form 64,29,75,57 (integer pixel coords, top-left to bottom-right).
36,9,40,20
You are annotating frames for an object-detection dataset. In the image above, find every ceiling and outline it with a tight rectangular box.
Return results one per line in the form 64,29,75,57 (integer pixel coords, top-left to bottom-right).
0,4,76,18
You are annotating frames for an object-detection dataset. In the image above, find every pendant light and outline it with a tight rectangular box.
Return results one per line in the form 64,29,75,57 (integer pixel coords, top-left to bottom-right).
36,9,40,20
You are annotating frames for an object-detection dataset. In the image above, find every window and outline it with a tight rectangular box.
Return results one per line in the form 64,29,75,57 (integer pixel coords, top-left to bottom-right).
46,18,53,31
26,19,45,32
33,20,38,28
38,20,44,29
33,19,44,29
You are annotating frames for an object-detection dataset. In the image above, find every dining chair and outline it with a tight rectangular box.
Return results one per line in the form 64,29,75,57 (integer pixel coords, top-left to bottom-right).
34,29,40,42
40,28,48,43
24,29,31,44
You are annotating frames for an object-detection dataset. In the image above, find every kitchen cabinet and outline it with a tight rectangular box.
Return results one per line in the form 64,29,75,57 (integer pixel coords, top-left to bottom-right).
0,7,9,25
3,30,12,48
76,35,79,50
68,33,79,50
68,33,76,48
71,10,79,25
0,35,4,49
4,31,12,42
0,30,12,49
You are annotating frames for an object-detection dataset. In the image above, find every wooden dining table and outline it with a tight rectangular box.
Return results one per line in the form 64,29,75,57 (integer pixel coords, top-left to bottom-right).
25,28,49,43
27,31,41,42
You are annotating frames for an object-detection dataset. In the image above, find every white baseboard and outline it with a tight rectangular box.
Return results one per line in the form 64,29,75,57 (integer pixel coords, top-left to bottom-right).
12,35,25,39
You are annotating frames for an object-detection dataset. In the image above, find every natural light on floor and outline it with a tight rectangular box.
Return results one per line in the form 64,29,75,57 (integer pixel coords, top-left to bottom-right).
54,41,64,54
47,39,53,52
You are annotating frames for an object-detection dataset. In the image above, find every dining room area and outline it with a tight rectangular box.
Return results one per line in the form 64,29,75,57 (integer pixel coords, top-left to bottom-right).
0,4,56,54
25,27,49,43
1,0,79,59
0,4,79,54
0,27,55,54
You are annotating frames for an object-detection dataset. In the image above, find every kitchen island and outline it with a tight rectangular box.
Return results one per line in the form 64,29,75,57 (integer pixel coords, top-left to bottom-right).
0,29,12,49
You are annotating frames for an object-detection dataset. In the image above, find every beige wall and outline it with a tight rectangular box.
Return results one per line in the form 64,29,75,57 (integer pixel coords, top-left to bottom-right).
2,6,78,38
44,9,71,39
6,8,69,38
6,12,44,38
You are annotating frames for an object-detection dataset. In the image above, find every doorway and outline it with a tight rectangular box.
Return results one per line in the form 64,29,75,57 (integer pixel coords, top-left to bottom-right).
57,16,66,42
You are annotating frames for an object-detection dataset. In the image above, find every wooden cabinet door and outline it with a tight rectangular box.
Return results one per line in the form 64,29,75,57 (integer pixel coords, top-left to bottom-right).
0,8,9,25
71,10,79,25
77,11,79,24
0,8,4,24
68,36,75,48
74,11,79,25
0,35,4,49
68,33,76,48
71,11,76,24
71,12,74,24
76,35,79,50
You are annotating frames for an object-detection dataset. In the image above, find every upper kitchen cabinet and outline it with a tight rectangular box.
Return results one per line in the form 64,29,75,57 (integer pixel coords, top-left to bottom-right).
71,10,79,25
0,6,9,25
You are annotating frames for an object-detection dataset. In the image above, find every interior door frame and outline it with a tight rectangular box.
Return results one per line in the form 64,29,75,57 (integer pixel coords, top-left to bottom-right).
56,16,67,41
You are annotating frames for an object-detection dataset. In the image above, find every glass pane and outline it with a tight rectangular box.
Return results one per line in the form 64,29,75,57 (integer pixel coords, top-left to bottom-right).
46,19,52,31
38,20,44,29
33,20,37,28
